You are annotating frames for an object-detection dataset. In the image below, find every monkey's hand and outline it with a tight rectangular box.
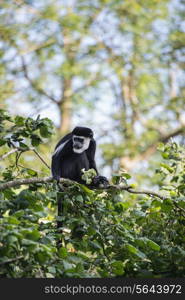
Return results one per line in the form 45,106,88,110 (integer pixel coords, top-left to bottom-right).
92,175,109,188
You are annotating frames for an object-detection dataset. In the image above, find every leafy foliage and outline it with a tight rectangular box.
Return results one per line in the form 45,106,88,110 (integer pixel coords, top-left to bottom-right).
0,110,53,149
0,112,185,278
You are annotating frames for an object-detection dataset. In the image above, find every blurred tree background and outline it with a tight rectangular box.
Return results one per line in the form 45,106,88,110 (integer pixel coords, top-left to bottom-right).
0,0,185,179
0,0,185,278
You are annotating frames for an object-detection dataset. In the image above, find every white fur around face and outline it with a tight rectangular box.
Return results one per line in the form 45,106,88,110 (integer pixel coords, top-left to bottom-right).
73,135,90,154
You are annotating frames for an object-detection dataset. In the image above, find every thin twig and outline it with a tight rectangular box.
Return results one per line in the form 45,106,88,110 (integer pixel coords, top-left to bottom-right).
21,56,58,104
107,185,167,200
127,187,166,200
32,149,50,169
0,148,19,161
173,201,185,216
0,176,52,190
0,256,24,265
0,146,50,169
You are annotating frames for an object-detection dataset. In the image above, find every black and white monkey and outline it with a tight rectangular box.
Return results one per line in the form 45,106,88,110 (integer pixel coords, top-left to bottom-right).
51,126,109,187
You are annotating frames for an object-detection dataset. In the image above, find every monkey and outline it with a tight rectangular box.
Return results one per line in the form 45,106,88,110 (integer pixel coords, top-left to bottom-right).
51,126,109,230
51,126,109,187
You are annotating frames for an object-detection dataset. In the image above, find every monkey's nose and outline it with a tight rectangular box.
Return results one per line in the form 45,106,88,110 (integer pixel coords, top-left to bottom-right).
74,144,82,149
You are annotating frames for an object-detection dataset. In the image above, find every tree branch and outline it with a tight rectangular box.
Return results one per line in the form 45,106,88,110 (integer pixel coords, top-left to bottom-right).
121,126,185,170
0,177,184,216
0,148,19,161
0,256,24,265
160,126,185,143
21,56,58,104
0,176,167,200
73,73,100,94
108,185,167,200
139,126,185,161
0,176,52,190
0,177,77,191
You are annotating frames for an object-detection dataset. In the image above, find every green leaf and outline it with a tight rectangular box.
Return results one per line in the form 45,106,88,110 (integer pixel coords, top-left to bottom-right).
125,243,138,254
157,143,165,151
39,125,52,138
80,185,94,195
35,252,49,264
7,235,18,244
147,240,160,251
89,241,102,250
46,273,55,278
58,247,68,258
121,172,131,179
8,216,20,225
48,266,56,274
22,239,37,246
160,163,173,173
111,261,125,276
162,152,169,159
0,139,6,146
136,250,147,259
19,142,29,149
112,174,122,185
25,229,40,241
27,169,38,176
161,198,173,212
14,116,25,126
125,244,146,259
31,134,42,146
63,260,74,271
76,195,84,202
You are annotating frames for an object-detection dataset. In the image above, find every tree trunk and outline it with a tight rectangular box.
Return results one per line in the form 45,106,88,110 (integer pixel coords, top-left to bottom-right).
59,79,72,135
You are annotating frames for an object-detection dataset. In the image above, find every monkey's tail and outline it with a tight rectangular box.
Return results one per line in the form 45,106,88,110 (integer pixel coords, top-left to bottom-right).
57,184,64,229
56,184,65,249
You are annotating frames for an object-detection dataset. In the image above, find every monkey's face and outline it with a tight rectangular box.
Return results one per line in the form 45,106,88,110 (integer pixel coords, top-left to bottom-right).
72,135,91,154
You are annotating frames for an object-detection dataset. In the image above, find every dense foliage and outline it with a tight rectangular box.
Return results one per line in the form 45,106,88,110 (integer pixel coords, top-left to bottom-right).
0,112,185,278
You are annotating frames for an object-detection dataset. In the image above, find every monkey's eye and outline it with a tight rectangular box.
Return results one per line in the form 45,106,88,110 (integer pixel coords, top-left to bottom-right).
73,137,84,143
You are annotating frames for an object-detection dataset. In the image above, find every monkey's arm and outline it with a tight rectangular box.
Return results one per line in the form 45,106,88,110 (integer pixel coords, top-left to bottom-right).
51,153,62,181
51,133,72,181
86,139,109,187
86,139,98,174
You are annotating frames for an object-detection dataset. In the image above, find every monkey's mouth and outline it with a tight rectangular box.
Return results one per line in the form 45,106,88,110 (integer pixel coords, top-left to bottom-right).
73,142,83,153
73,147,84,154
